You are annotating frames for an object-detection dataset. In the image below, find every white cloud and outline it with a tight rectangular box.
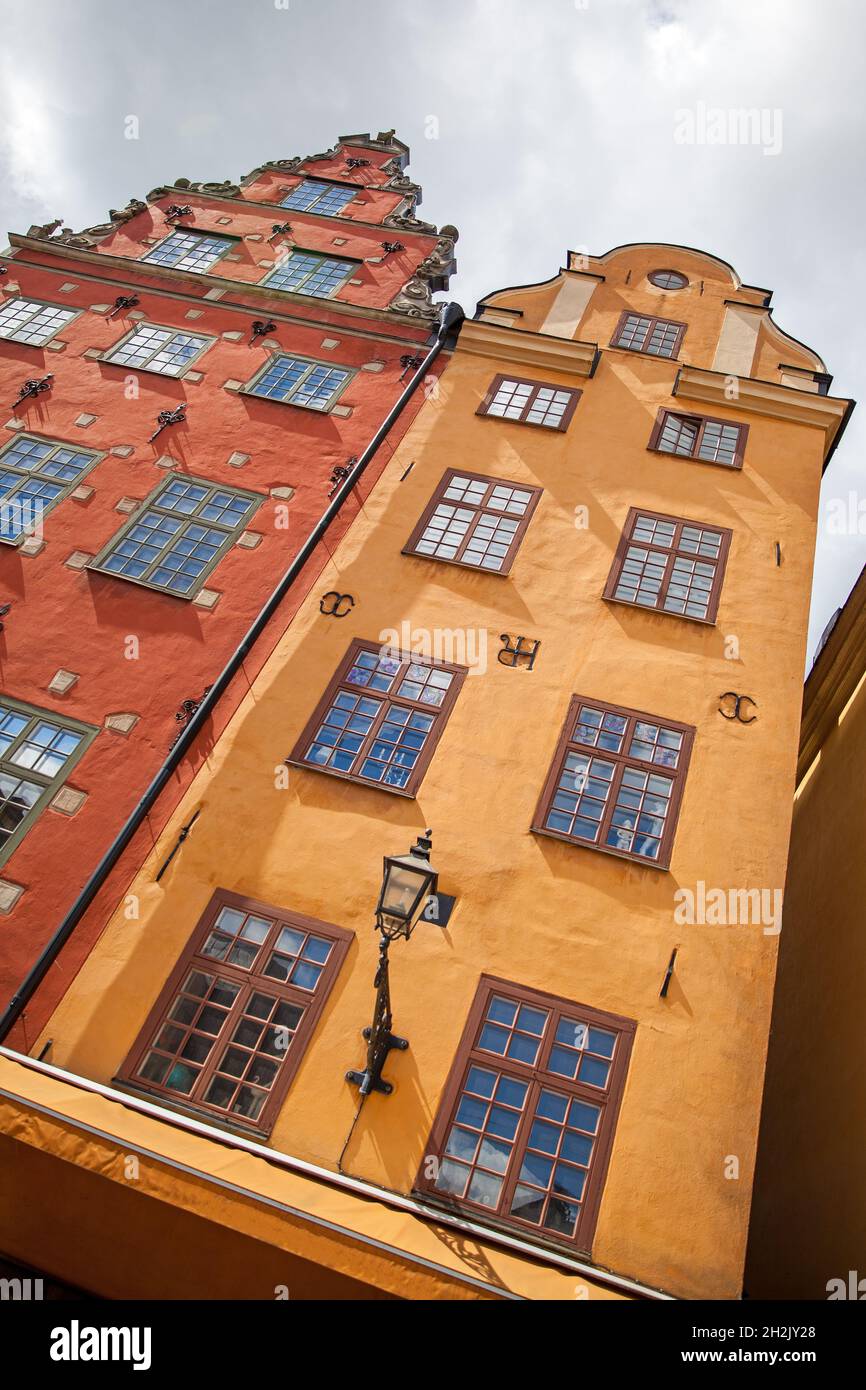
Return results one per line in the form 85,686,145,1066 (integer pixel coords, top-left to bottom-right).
0,64,74,212
0,0,862,658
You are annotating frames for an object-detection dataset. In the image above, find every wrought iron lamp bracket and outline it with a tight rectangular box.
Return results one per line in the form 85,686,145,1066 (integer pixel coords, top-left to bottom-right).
345,933,409,1097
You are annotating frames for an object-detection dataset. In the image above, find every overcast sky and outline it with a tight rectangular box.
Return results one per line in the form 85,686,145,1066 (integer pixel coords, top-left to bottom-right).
0,0,862,663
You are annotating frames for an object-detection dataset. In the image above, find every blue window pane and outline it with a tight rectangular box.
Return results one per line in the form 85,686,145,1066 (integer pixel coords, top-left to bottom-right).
579,1056,611,1088
487,997,518,1027
537,1090,569,1124
516,1005,547,1036
548,1045,580,1079
445,1126,479,1162
264,252,354,299
106,323,210,376
519,1151,553,1187
99,479,255,596
456,1095,489,1129
560,1132,593,1167
0,297,76,346
1,439,52,472
280,180,355,216
0,770,46,845
527,1119,560,1155
478,1023,509,1054
494,1073,528,1106
143,232,230,274
506,1033,540,1065
486,1106,520,1141
568,1099,601,1133
466,1067,497,1099
302,936,332,964
553,1164,586,1201
0,434,97,537
588,1027,616,1058
291,960,322,991
249,353,350,410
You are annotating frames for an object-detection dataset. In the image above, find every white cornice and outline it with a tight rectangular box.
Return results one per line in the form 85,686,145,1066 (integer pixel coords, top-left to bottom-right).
673,365,852,464
457,318,598,379
6,233,438,331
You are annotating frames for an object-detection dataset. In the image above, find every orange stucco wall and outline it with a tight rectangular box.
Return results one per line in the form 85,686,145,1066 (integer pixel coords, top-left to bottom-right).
32,245,834,1300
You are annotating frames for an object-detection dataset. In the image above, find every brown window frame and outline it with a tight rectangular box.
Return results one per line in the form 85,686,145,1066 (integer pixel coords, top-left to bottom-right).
532,695,695,871
603,506,732,626
648,407,749,470
402,468,542,577
118,890,352,1137
415,975,635,1255
286,637,467,799
609,311,687,360
476,373,581,432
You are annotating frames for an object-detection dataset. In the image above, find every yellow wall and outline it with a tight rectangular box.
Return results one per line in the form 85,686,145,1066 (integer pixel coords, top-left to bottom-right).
747,575,866,1299
35,245,836,1300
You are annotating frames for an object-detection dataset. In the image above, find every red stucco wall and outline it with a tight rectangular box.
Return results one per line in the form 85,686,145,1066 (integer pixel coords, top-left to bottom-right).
0,139,453,1046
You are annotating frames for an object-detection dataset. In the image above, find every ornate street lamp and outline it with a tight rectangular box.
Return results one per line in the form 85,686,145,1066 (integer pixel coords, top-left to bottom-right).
347,830,439,1097
376,829,438,938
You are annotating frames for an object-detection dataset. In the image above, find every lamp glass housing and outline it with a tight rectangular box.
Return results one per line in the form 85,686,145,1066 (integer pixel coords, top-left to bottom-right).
377,837,438,938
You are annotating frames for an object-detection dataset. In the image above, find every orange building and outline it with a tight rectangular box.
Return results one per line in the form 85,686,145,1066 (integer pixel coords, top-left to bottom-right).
0,242,853,1301
747,562,866,1300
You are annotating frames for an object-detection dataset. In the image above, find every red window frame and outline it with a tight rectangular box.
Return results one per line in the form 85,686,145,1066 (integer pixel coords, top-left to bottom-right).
609,311,687,360
119,890,352,1136
402,468,542,577
477,374,582,432
648,408,749,470
532,695,695,870
287,637,467,798
416,975,635,1254
603,507,732,626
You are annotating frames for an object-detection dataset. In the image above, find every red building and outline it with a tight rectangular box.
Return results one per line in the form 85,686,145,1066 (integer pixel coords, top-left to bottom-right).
0,130,458,1048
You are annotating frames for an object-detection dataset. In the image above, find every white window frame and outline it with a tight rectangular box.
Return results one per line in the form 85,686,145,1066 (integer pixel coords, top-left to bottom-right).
101,322,215,378
0,296,79,347
0,432,102,546
262,250,356,300
90,472,264,599
244,353,354,412
141,230,235,275
279,180,357,216
0,695,97,868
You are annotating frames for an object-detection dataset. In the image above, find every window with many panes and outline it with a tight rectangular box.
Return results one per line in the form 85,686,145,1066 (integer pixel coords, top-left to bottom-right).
103,323,212,377
280,180,357,216
0,697,97,867
477,374,581,432
604,508,732,624
0,297,77,347
246,353,353,410
533,696,694,869
649,409,748,469
0,434,100,543
610,312,686,359
91,474,261,597
417,977,635,1251
263,251,355,299
142,231,233,274
403,469,541,575
288,638,466,796
120,891,351,1134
